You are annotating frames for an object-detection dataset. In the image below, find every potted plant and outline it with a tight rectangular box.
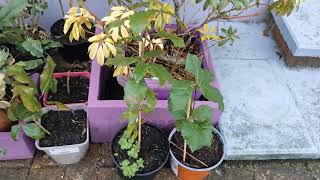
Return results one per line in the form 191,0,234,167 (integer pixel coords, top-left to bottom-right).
50,0,96,63
0,0,62,74
35,104,89,165
167,54,224,179
42,71,90,106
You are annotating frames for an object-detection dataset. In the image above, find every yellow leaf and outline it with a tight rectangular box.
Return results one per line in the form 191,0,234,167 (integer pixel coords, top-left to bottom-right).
69,31,74,42
96,46,105,66
63,18,77,34
120,10,134,19
102,43,110,58
88,42,99,60
71,22,80,41
155,15,163,30
120,25,129,39
105,42,117,56
113,66,122,77
79,26,85,39
110,10,123,18
110,27,119,42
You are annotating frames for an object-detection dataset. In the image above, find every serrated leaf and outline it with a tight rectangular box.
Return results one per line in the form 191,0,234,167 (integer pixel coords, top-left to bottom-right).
156,32,185,48
0,0,27,26
144,89,156,112
133,62,147,83
147,63,174,85
185,54,224,111
129,11,154,35
10,124,20,140
22,123,46,140
168,80,194,120
124,78,147,105
21,38,44,58
40,56,56,95
15,59,43,70
177,118,213,152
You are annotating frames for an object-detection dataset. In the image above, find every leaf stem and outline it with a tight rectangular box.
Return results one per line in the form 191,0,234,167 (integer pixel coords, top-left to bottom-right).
138,111,142,146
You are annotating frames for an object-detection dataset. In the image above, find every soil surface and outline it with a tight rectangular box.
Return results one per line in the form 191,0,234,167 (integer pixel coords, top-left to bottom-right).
39,109,87,147
47,76,89,104
170,131,223,169
112,124,169,174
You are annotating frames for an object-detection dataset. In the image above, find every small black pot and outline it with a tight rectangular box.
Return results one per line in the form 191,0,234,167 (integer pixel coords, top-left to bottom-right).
50,19,95,63
111,123,170,180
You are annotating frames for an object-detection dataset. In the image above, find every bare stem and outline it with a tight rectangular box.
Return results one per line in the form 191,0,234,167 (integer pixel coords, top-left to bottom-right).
183,97,192,162
58,0,65,17
67,71,70,95
138,111,142,146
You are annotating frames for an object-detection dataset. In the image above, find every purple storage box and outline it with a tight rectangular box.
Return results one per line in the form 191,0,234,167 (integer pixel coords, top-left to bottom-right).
88,40,222,143
0,73,39,160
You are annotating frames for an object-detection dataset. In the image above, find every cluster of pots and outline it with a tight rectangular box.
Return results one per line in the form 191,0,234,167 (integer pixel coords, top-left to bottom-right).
0,19,225,180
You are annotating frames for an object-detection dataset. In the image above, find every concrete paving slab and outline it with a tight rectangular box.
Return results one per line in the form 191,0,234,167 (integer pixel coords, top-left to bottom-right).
214,59,318,160
272,0,320,57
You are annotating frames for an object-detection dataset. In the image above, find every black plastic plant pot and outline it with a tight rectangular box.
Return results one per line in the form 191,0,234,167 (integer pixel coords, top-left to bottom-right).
50,19,95,63
111,123,170,180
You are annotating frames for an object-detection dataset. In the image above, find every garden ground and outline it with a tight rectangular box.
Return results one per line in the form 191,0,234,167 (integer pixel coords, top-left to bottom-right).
1,144,320,180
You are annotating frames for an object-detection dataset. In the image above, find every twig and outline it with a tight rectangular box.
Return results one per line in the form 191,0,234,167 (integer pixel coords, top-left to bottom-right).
32,116,51,135
170,141,208,167
67,71,70,95
58,0,65,17
138,111,142,145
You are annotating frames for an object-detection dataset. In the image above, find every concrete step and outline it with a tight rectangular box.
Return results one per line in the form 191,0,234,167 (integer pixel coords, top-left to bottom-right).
272,0,320,58
211,22,319,160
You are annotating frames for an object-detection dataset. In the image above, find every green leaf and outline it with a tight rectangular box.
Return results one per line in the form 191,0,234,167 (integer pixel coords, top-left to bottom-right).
0,0,27,26
147,63,174,85
41,39,63,50
8,65,34,85
121,110,139,124
40,56,56,95
168,80,194,120
133,62,147,83
19,86,41,112
49,78,57,93
0,48,10,68
144,89,156,112
21,38,44,58
10,124,20,141
15,59,43,70
22,123,46,140
185,54,224,111
124,78,148,105
106,57,140,67
176,117,213,152
129,11,154,35
177,105,214,152
144,50,162,59
46,101,70,111
0,147,5,157
156,32,186,48
7,106,18,121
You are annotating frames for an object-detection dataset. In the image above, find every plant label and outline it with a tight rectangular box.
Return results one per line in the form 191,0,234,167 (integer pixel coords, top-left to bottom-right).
49,147,80,155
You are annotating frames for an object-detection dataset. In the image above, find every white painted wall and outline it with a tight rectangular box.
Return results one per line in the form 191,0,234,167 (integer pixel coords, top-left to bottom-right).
0,0,270,31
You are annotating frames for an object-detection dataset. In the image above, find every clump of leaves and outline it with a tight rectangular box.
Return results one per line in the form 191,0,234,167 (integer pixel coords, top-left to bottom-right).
0,147,5,157
7,56,57,140
168,53,223,158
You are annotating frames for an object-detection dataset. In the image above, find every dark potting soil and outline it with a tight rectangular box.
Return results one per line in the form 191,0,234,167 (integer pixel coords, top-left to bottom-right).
112,124,169,174
51,19,95,45
170,131,223,169
39,110,87,147
47,76,89,104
